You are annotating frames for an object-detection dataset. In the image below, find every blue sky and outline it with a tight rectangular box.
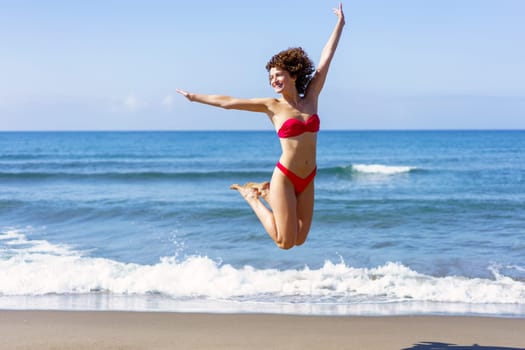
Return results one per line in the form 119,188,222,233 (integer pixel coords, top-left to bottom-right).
1,0,524,131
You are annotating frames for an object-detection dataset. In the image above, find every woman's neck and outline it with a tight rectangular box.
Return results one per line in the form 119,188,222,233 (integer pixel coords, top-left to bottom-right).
281,91,302,109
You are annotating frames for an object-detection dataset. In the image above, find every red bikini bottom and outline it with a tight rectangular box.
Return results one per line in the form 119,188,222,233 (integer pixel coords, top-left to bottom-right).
276,161,317,194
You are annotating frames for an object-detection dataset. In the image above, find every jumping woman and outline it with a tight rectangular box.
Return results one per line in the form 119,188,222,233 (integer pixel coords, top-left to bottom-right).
177,3,345,249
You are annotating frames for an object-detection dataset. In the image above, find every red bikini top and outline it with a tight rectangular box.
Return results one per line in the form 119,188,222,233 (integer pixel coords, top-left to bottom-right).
277,114,320,138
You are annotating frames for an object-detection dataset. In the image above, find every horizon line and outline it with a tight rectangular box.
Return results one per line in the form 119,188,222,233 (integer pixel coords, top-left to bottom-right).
1,128,524,133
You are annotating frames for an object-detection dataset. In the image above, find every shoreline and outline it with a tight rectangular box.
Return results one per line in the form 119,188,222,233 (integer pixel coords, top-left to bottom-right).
1,311,524,350
1,293,524,318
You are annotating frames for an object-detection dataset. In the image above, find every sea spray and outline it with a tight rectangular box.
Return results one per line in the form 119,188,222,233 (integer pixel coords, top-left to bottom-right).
1,230,523,306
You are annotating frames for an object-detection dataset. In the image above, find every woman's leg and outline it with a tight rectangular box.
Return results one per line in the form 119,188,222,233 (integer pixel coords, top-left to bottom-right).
295,181,315,246
269,167,315,247
231,169,299,249
229,183,280,244
267,169,299,249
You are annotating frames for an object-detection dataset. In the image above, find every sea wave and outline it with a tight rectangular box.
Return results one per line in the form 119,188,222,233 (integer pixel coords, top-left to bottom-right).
0,163,418,182
351,164,417,175
321,164,419,177
1,230,523,308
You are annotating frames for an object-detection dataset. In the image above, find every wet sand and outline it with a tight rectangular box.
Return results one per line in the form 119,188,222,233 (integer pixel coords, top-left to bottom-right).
1,311,524,350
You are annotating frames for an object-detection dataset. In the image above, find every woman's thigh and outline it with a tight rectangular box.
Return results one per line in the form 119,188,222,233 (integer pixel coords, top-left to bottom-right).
269,169,298,246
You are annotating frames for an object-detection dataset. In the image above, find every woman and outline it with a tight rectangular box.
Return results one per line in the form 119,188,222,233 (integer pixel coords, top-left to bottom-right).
177,3,345,249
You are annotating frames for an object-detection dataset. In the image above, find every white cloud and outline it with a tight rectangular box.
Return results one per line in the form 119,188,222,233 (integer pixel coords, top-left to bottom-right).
161,95,174,110
108,94,147,114
109,94,179,114
123,94,140,112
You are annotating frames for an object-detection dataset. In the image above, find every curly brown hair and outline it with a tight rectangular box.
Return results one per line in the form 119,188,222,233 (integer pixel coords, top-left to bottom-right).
265,47,315,96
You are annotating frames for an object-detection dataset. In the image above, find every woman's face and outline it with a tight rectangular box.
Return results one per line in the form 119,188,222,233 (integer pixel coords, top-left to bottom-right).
269,67,295,94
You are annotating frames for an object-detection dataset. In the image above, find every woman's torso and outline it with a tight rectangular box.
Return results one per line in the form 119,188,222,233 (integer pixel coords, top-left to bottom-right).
269,99,318,177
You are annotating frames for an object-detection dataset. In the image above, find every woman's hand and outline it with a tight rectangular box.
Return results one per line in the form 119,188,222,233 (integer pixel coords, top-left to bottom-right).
176,88,192,101
333,2,345,25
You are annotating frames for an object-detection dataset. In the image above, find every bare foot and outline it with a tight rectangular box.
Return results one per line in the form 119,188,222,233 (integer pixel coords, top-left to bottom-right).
243,182,270,202
230,183,260,203
257,181,270,202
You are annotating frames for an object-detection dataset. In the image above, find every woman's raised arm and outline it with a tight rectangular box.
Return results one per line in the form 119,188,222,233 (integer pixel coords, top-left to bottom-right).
305,3,345,100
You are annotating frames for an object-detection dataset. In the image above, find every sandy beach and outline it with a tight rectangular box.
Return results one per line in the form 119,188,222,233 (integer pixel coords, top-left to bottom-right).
0,311,523,350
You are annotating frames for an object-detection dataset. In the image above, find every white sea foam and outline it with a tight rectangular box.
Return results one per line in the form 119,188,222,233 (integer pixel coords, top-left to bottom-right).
352,164,416,175
1,230,524,314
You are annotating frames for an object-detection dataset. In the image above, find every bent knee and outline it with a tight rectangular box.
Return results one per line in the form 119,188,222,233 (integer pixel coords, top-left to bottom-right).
276,232,310,250
295,236,307,246
276,238,296,250
294,229,310,247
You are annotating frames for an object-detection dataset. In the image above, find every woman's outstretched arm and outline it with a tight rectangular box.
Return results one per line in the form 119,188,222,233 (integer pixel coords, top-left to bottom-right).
176,89,271,113
305,3,345,100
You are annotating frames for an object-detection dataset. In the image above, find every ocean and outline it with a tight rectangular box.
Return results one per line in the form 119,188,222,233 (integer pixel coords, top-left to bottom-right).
0,130,524,316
